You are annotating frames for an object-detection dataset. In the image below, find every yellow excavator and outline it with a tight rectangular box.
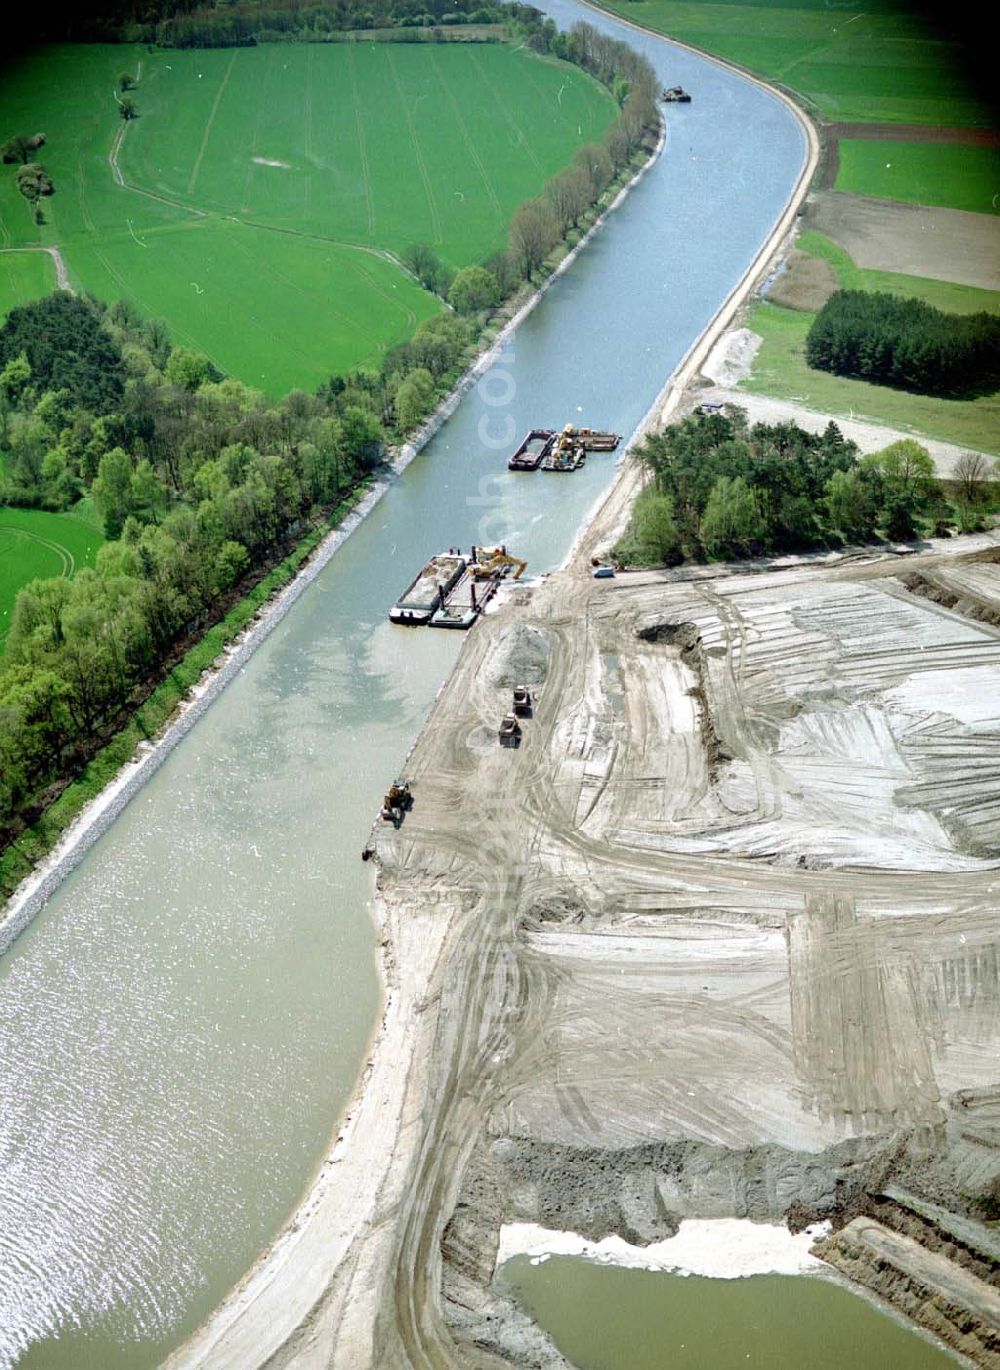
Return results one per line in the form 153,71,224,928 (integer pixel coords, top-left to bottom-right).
380,780,413,827
470,546,528,581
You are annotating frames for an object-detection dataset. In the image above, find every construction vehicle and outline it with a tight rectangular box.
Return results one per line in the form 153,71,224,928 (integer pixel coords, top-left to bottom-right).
542,424,586,472
512,685,532,716
469,545,528,581
499,713,522,747
380,780,413,827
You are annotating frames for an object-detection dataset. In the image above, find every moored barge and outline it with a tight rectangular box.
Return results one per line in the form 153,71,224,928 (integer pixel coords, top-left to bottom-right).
389,552,467,625
391,546,527,630
508,429,555,470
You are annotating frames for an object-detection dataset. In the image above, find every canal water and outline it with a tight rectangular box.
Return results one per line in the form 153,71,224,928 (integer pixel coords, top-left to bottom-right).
0,8,806,1369
498,1255,960,1369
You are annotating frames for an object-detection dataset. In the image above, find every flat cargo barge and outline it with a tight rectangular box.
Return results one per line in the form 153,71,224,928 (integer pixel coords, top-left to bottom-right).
430,569,494,628
389,552,467,625
508,425,620,473
574,427,621,451
391,546,526,630
508,429,555,471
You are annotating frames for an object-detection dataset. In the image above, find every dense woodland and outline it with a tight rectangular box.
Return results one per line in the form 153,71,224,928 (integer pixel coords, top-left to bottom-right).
0,19,659,843
616,405,992,566
806,290,1000,398
12,0,648,46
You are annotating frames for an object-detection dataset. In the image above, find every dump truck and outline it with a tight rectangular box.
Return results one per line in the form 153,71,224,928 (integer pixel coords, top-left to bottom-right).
512,685,532,716
499,714,522,747
380,780,413,826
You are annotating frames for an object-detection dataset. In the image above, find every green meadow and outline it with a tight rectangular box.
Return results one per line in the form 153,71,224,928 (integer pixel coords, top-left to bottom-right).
597,0,992,126
0,43,615,393
743,234,1000,454
0,250,56,320
0,505,104,645
835,141,1000,215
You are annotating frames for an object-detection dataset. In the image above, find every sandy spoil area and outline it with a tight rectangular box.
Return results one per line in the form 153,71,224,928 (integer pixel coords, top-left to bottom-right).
805,191,1000,292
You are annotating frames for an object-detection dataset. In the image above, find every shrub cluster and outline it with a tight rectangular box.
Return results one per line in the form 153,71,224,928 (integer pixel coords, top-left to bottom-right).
806,289,1000,397
616,406,953,565
0,293,483,835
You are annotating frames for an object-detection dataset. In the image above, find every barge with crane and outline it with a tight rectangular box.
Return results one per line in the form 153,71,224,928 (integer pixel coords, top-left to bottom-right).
389,546,526,630
506,425,620,473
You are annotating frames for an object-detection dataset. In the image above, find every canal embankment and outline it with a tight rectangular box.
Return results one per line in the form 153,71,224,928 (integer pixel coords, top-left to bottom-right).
167,59,819,1365
0,8,813,1365
0,125,665,957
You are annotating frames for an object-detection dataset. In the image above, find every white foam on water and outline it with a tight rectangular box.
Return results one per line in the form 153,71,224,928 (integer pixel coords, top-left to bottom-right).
496,1218,831,1280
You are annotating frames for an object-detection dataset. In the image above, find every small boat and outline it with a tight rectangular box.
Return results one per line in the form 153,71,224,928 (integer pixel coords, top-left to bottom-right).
661,85,691,103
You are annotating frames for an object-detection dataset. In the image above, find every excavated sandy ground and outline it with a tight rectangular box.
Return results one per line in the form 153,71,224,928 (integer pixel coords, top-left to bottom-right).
297,480,999,1367
171,448,1000,1368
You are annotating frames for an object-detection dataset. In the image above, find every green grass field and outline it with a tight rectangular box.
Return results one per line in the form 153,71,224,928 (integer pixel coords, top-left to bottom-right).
598,0,992,126
0,43,615,393
0,506,105,646
835,140,1000,215
743,233,1000,454
0,250,56,320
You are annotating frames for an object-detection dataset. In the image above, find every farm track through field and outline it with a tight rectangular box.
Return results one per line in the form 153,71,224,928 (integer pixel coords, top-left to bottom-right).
224,231,380,354
469,47,546,178
0,247,69,292
301,45,313,219
240,51,268,213
428,48,504,221
187,52,237,197
0,527,75,578
386,47,444,246
347,45,376,239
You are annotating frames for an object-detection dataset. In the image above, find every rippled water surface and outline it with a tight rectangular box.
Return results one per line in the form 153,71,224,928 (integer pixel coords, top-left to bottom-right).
0,6,805,1364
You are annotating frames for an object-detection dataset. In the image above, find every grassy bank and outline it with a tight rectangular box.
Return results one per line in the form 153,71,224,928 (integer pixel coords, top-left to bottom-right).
594,0,993,126
0,482,369,902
